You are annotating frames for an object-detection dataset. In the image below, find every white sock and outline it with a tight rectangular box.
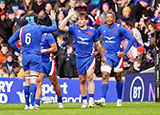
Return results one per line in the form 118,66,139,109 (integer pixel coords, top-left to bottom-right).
83,99,87,104
89,97,94,103
101,98,105,102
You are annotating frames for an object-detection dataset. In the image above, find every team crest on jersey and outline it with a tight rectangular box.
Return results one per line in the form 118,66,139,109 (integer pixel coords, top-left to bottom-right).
41,38,44,41
104,30,106,33
114,30,117,33
88,31,92,35
78,30,80,32
77,69,80,73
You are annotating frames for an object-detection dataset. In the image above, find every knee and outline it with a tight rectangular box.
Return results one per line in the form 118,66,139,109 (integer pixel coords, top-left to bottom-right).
37,80,42,88
51,79,58,86
115,73,122,83
102,72,109,82
79,77,86,85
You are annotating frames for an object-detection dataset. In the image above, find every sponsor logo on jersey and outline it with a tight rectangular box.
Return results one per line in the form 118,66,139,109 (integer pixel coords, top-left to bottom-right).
77,37,89,41
104,36,115,40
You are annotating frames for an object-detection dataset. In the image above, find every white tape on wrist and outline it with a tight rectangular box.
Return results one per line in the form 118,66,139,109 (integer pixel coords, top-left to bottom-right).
41,49,47,53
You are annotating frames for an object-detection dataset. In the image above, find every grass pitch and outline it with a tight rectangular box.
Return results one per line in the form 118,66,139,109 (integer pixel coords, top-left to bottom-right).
0,102,160,115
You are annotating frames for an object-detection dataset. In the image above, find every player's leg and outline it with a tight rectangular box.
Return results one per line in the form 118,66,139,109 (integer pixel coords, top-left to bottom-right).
79,74,87,108
114,71,123,106
49,75,63,108
24,70,30,110
86,69,95,108
35,72,45,109
29,71,39,109
95,65,112,107
114,57,124,106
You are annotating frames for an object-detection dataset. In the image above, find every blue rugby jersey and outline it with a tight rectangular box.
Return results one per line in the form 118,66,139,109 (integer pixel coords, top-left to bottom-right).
68,26,99,58
97,23,135,54
8,20,57,54
41,33,56,62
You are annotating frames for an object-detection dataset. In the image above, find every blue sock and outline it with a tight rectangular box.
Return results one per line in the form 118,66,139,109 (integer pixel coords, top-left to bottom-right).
101,84,109,99
89,94,94,98
116,82,123,99
35,99,40,106
24,86,30,106
82,96,87,102
30,83,37,106
58,96,62,103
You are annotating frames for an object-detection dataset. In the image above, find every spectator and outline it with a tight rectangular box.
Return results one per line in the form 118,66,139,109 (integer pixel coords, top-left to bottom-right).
0,34,4,49
45,2,53,15
0,0,12,13
126,58,142,73
0,10,14,44
144,23,156,50
63,44,77,78
22,0,33,11
132,0,150,22
68,10,78,26
117,6,136,25
9,6,28,34
0,44,9,67
138,17,148,43
75,0,87,12
116,0,134,19
1,53,14,74
0,66,9,77
87,4,98,27
100,2,113,23
54,0,69,13
33,0,46,14
9,61,25,78
57,9,65,26
38,9,52,26
56,35,67,77
142,49,154,70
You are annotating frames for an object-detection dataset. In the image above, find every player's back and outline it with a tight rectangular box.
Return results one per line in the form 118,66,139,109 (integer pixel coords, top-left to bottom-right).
20,23,42,55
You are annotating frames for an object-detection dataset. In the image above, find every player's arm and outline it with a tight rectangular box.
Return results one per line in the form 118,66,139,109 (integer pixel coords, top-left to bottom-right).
117,26,135,58
121,27,135,54
41,43,57,53
95,41,106,63
59,8,75,32
41,10,57,33
41,34,57,53
8,29,21,53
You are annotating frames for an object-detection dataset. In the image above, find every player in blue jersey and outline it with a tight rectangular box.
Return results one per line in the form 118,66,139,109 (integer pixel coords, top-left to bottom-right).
34,33,63,109
8,11,57,109
59,9,106,108
95,11,135,107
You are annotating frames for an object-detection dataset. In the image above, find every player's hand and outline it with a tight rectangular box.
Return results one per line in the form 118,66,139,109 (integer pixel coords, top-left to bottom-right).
101,56,106,64
49,10,56,20
68,8,75,17
117,52,125,58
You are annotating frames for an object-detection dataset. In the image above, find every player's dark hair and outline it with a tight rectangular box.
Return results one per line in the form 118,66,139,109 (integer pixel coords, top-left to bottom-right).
78,12,88,20
58,35,67,41
106,11,116,20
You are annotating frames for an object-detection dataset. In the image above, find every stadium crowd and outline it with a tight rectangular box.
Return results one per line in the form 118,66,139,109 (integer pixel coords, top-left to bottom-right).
0,0,160,78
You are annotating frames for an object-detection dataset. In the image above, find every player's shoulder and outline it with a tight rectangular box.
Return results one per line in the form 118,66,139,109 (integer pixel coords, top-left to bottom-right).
97,24,105,30
115,23,121,27
43,33,53,38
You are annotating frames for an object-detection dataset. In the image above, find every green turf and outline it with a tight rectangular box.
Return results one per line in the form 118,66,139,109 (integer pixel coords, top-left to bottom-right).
0,102,160,115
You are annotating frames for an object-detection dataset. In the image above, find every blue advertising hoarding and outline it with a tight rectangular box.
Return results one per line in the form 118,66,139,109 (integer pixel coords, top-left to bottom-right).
124,73,155,102
0,78,123,103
